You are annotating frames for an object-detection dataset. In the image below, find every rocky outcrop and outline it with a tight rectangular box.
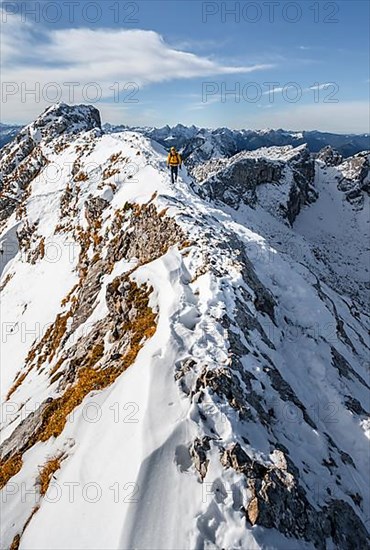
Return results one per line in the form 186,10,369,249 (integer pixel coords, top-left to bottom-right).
193,145,316,223
221,443,370,550
316,145,343,166
194,156,283,208
107,202,185,266
189,437,212,480
335,151,370,209
0,272,157,480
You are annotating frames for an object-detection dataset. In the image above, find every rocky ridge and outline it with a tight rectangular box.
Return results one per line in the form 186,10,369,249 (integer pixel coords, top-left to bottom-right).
0,104,369,550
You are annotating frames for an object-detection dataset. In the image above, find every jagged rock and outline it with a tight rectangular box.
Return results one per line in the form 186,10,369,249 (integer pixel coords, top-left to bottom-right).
221,443,370,550
197,156,284,207
324,500,370,550
70,256,106,332
0,400,53,461
174,357,197,381
316,145,343,166
189,437,212,480
331,346,370,389
193,367,253,421
195,155,283,208
24,103,101,144
344,395,369,416
194,145,315,224
335,151,370,209
267,367,317,429
107,203,185,266
123,203,185,264
220,442,268,478
84,197,110,226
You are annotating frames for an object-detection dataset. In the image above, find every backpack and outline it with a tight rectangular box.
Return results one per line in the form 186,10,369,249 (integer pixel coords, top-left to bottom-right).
169,151,181,165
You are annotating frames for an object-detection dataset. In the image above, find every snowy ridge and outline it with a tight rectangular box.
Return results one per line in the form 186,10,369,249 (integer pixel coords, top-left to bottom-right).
0,105,369,550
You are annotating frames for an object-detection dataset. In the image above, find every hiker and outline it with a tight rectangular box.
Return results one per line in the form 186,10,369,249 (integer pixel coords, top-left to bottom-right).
167,146,182,184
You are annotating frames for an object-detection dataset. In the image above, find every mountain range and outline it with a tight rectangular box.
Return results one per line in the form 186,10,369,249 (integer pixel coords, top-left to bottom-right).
1,121,369,159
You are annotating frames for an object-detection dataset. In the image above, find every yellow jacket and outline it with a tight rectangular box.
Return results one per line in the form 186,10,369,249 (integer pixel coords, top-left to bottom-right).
167,151,182,166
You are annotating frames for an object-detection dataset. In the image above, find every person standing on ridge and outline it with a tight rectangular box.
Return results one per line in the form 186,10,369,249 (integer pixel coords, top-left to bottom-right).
167,146,182,184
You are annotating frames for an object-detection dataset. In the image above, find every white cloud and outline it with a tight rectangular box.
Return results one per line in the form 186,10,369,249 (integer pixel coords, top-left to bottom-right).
0,9,273,122
308,83,335,91
262,83,337,96
262,86,289,95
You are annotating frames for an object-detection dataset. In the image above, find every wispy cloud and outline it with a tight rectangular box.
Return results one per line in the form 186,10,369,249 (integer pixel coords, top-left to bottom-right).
262,82,336,95
308,83,335,91
1,9,274,122
262,86,286,95
186,96,221,111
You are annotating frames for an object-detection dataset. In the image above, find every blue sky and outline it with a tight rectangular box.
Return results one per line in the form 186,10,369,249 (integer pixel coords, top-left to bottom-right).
1,0,369,132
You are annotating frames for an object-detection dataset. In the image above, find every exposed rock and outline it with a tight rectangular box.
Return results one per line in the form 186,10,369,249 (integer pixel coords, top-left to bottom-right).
267,367,317,429
70,256,106,332
189,437,212,480
84,196,109,226
193,145,315,224
331,346,370,389
194,155,283,208
221,442,370,550
193,367,253,422
0,399,53,461
316,145,343,166
107,202,185,266
336,151,370,208
344,395,369,416
197,156,284,207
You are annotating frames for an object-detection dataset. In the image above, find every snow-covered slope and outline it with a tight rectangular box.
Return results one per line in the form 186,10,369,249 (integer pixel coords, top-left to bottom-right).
189,144,369,312
1,104,369,550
